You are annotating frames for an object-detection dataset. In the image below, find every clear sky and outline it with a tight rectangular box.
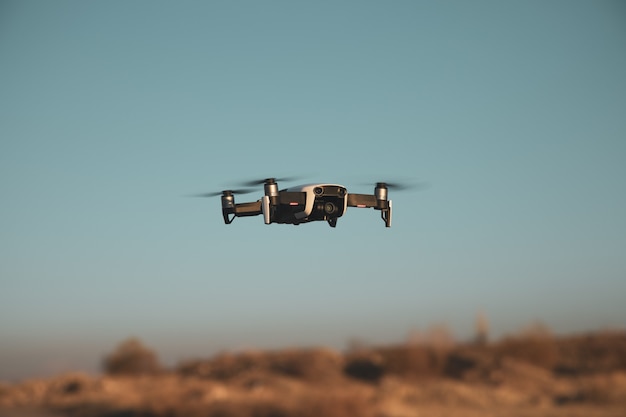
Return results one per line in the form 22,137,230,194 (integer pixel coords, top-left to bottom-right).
1,0,625,380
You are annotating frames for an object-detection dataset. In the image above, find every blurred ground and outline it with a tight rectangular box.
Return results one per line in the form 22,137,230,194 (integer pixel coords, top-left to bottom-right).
1,330,625,417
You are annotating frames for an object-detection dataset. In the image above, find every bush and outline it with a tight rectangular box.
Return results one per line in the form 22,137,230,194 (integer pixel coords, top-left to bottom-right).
267,348,342,381
496,322,558,370
178,348,342,382
344,353,385,383
102,338,162,375
377,345,449,378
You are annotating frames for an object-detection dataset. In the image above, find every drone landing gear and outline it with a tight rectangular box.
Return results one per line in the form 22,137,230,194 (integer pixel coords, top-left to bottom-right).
327,218,337,228
381,200,392,227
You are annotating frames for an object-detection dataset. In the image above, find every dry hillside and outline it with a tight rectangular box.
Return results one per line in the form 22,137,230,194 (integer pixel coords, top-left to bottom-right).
1,330,625,417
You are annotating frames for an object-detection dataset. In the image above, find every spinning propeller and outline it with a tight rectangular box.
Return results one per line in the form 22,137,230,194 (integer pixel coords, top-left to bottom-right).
191,176,302,198
191,189,256,198
363,180,428,191
238,176,301,187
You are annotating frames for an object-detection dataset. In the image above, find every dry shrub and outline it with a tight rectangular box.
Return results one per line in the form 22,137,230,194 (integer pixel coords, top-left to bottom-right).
443,351,480,379
356,324,455,379
344,352,385,383
344,327,454,382
496,322,558,370
266,348,342,381
209,351,264,380
377,345,449,378
178,354,236,380
181,350,282,381
102,338,161,376
178,348,342,383
554,330,626,375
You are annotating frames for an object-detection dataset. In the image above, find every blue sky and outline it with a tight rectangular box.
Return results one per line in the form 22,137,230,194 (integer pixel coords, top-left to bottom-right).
1,0,625,380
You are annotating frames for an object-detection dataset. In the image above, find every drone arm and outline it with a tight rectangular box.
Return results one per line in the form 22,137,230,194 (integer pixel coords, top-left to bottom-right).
347,193,392,227
221,196,263,224
233,201,263,217
347,193,378,208
278,192,307,205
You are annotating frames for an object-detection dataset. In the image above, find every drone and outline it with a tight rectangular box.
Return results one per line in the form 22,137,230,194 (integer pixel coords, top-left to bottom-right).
195,177,419,228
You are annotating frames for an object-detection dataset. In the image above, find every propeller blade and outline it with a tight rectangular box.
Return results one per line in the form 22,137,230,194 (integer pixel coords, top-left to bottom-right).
189,188,256,198
190,191,223,198
360,180,428,191
239,176,301,187
383,181,428,191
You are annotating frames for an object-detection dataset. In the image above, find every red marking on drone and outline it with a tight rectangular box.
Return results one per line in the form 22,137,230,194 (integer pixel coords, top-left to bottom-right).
357,204,366,208
289,202,299,206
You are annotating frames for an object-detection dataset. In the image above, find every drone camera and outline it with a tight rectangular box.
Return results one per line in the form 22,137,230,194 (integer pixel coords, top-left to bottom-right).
315,201,338,216
308,185,347,227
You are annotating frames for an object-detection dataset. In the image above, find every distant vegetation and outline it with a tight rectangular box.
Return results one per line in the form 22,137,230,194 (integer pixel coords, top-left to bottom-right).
2,322,626,417
102,337,162,376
